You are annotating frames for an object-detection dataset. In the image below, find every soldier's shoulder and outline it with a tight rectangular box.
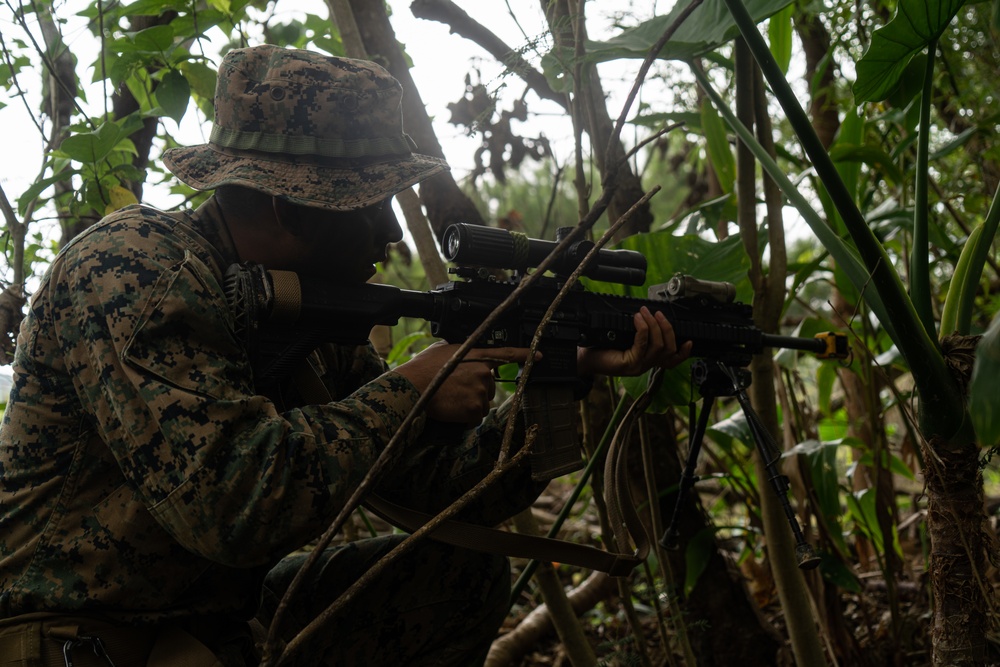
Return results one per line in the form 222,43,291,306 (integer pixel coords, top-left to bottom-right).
57,205,188,265
70,204,179,244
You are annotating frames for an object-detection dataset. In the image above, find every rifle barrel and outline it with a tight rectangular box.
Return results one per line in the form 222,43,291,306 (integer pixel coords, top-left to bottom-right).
760,332,826,355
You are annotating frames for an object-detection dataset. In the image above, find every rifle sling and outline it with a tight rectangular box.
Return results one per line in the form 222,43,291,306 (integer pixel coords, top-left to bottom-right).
362,495,642,578
292,357,649,577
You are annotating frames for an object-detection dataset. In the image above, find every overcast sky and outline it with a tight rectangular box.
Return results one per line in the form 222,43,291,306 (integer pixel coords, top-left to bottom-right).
0,1,651,211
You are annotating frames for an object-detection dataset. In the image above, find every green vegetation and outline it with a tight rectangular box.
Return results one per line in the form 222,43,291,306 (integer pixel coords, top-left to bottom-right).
2,0,999,664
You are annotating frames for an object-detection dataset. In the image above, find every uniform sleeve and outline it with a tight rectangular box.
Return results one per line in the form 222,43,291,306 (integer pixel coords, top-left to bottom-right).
53,218,425,567
375,396,549,528
311,341,389,401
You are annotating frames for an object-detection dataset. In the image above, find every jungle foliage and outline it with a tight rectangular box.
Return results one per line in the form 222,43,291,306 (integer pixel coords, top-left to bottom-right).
2,0,1000,665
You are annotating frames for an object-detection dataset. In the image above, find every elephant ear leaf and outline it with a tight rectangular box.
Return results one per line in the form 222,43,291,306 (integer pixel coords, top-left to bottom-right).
541,0,795,76
853,0,968,103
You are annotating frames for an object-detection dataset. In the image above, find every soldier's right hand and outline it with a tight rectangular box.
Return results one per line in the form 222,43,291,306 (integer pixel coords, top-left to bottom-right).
394,342,534,424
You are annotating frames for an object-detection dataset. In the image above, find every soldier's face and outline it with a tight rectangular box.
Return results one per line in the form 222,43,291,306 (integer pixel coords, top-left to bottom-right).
289,199,402,282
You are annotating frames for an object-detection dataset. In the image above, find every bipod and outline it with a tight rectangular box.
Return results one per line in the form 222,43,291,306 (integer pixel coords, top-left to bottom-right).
660,360,821,570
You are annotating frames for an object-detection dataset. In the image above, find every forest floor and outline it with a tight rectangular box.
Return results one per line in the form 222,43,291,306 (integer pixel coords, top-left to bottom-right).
339,470,1000,666
501,555,941,667
489,479,1000,667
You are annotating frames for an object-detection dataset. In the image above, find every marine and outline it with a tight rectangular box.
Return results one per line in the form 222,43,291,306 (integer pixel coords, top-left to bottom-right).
0,44,687,666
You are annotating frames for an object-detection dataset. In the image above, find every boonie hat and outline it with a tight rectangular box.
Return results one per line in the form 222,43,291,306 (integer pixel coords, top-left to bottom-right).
163,44,448,211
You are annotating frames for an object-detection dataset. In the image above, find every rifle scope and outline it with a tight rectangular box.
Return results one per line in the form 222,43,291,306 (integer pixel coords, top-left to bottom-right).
442,223,648,286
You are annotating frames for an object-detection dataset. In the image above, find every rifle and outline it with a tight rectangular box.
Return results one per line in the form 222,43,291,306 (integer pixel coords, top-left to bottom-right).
225,223,847,569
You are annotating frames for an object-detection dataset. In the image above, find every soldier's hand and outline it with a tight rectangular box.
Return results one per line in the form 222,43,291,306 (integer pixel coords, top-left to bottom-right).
394,342,535,423
577,307,692,377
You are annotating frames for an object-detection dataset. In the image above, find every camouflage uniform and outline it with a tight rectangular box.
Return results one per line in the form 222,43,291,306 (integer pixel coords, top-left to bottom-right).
0,46,540,667
0,46,544,666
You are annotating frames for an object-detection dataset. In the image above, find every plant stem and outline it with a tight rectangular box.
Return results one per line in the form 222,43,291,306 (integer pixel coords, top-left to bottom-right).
911,39,937,335
704,0,968,439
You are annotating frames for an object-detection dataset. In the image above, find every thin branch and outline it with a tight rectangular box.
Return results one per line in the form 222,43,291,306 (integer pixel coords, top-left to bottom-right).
409,0,566,108
0,183,25,286
13,0,95,129
601,0,705,181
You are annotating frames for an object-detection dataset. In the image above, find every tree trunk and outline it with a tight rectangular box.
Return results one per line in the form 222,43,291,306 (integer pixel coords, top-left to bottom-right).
541,0,652,240
922,434,988,666
736,38,828,667
327,0,448,289
792,11,839,150
36,7,83,246
349,0,486,238
109,13,173,207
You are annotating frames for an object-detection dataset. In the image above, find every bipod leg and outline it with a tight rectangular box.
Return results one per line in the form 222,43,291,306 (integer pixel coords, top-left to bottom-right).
660,396,716,550
732,381,820,570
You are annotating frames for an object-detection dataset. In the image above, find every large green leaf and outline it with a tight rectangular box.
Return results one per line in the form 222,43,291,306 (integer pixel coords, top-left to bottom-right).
767,3,794,74
853,0,969,103
940,224,983,335
941,176,1000,336
970,312,1000,446
629,110,702,130
58,121,126,164
541,0,794,80
826,143,904,186
16,170,78,217
178,60,218,118
129,24,175,53
156,69,191,124
702,96,735,192
684,527,720,596
787,437,858,558
846,488,884,552
76,0,185,17
590,229,752,299
596,231,753,408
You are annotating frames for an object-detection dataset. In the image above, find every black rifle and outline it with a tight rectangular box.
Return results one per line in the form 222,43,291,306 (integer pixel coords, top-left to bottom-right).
225,223,846,568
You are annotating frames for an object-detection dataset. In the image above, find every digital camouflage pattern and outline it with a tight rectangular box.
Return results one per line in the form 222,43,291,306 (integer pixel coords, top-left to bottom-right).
0,199,542,664
0,198,421,620
162,45,448,211
0,44,539,666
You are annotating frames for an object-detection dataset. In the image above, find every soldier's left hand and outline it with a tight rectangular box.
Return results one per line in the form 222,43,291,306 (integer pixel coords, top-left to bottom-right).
577,307,692,377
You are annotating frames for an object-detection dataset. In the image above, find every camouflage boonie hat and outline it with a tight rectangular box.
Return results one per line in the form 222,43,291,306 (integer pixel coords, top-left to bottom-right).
163,45,448,211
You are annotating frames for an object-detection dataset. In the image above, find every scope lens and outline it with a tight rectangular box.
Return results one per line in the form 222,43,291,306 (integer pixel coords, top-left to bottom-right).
445,229,461,260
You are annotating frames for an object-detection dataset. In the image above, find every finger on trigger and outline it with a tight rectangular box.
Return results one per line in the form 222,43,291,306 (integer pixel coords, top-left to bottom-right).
471,347,529,364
